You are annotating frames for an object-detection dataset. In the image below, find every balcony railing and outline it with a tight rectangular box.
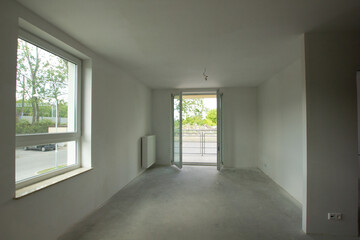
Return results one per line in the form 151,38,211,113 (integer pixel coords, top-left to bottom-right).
182,129,217,156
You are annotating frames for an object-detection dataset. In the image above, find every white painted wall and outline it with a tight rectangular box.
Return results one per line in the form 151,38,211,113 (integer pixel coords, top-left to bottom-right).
151,89,172,165
258,57,306,205
222,87,258,168
304,32,360,236
3,2,359,239
151,87,258,168
0,2,152,240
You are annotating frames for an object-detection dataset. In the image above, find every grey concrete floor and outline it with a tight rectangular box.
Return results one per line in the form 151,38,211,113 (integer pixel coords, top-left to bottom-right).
59,166,359,240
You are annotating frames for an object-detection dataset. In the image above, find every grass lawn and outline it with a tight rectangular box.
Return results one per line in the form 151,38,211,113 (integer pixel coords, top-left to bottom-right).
37,165,67,175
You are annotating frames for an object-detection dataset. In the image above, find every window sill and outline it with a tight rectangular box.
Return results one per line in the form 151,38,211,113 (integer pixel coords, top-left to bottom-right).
15,167,92,199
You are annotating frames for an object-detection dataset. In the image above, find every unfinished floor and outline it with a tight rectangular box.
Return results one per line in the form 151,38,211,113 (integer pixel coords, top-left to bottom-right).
59,166,358,240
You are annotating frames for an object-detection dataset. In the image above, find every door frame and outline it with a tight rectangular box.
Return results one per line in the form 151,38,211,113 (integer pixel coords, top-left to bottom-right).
170,88,223,170
171,91,182,168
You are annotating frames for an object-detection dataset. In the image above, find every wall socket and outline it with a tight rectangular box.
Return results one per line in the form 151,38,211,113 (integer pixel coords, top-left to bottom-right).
328,213,342,221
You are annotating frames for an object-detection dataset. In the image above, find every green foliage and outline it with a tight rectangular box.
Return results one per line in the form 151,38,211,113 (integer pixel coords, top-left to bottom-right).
16,100,32,116
182,99,208,119
205,109,217,126
39,105,52,117
16,119,55,134
174,120,180,129
182,99,207,126
37,165,66,175
176,97,217,127
16,39,69,123
38,103,68,118
204,119,215,126
183,116,206,126
16,99,68,118
58,103,68,118
180,97,219,127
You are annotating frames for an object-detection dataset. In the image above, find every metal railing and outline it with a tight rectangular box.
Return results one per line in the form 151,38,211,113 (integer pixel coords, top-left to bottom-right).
182,129,217,155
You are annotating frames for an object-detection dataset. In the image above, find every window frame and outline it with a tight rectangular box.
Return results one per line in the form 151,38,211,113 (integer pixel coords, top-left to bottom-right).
15,29,82,189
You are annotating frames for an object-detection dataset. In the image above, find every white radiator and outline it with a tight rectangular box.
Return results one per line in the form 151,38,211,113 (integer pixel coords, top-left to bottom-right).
141,135,156,169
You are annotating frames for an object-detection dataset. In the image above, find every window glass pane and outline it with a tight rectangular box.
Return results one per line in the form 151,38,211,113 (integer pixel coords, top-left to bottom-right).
16,38,77,135
16,141,77,182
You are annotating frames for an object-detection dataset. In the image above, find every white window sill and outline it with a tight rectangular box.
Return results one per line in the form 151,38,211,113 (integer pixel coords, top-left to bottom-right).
15,167,92,199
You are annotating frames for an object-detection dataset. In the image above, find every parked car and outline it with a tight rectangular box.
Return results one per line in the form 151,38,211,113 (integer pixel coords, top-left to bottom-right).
24,144,56,152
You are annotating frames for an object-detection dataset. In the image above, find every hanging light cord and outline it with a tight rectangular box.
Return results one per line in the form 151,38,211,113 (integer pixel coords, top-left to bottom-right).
203,68,208,81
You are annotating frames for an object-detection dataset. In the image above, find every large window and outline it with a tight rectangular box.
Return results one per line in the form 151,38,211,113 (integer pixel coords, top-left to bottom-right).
15,30,81,188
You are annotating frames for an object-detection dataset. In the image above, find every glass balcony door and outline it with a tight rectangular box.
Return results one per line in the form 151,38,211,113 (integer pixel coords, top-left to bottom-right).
171,92,182,169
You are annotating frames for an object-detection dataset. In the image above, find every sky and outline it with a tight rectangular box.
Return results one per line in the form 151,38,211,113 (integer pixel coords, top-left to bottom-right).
203,98,217,110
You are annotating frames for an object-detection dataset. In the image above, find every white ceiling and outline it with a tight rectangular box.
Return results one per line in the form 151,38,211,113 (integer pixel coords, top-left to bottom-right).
16,0,360,89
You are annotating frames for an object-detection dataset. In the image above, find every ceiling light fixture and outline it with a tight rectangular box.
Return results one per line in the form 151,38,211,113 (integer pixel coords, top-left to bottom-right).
203,68,208,81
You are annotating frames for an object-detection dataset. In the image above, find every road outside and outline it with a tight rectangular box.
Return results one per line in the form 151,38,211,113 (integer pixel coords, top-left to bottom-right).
16,147,68,182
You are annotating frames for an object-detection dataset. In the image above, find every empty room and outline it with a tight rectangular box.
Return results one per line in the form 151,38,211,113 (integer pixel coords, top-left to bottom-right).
1,0,360,240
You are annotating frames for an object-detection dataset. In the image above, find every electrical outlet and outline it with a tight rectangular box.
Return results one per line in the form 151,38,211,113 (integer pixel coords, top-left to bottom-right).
328,213,342,221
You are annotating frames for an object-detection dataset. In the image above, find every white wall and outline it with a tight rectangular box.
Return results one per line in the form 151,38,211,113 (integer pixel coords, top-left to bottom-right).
222,87,258,168
0,2,152,240
258,58,306,205
151,87,258,168
151,89,172,165
304,32,360,236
